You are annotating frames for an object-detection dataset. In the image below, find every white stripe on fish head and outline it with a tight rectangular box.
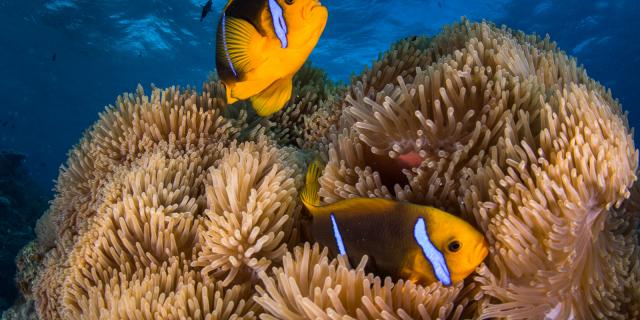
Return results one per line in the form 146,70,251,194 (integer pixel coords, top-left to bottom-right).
413,217,451,286
268,0,288,48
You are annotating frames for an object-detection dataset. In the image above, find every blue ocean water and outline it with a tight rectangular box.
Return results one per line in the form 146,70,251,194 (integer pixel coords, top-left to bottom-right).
0,0,638,310
1,0,638,190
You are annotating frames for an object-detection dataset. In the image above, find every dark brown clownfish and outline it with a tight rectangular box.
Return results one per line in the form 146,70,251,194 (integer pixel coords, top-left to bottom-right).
300,159,489,285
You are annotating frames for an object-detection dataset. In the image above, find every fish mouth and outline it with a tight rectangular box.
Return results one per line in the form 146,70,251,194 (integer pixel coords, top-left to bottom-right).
449,242,489,281
471,241,489,264
303,0,327,21
455,245,488,277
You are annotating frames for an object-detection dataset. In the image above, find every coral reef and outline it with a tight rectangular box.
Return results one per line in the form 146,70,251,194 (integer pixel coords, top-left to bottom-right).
0,151,48,314
5,19,639,320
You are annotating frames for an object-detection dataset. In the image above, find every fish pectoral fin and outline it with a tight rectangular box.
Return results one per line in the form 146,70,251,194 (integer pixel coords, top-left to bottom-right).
250,76,293,117
407,272,423,284
218,16,265,76
400,251,437,285
224,83,238,104
401,266,430,285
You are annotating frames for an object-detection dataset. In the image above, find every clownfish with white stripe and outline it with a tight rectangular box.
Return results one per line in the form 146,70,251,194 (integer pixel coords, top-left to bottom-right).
300,159,489,285
215,0,328,116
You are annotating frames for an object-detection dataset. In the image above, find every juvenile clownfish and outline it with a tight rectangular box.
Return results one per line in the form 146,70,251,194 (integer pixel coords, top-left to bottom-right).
215,0,328,116
300,160,489,285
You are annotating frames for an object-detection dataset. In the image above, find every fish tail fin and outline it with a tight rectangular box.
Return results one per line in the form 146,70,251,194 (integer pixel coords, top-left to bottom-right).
300,158,324,208
250,76,293,116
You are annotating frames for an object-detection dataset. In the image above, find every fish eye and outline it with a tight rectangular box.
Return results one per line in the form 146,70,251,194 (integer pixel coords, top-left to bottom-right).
285,0,294,4
447,240,461,252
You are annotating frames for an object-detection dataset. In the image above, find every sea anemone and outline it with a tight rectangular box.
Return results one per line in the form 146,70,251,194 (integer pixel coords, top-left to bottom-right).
45,84,243,251
5,19,639,320
27,84,251,319
20,81,314,319
316,19,639,319
255,242,470,320
469,82,639,319
61,151,257,319
352,35,434,100
301,35,437,154
193,138,303,287
260,62,340,149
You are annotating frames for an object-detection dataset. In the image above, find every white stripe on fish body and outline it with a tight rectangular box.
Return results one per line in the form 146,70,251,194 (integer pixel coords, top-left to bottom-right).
413,217,452,285
330,213,347,256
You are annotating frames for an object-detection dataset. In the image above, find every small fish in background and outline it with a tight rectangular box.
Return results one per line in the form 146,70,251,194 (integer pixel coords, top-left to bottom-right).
300,159,489,285
51,53,56,62
200,0,213,22
216,0,328,116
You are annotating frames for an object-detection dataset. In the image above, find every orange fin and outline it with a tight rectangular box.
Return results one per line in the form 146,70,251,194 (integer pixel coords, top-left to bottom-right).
250,76,293,116
217,16,265,77
230,78,275,101
300,158,324,209
224,83,238,104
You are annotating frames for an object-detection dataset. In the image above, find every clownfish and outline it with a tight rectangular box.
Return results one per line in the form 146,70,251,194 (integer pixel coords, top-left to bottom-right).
215,0,328,116
300,160,489,285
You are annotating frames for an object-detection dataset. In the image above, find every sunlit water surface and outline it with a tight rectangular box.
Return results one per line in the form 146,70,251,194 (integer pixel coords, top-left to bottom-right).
0,0,637,190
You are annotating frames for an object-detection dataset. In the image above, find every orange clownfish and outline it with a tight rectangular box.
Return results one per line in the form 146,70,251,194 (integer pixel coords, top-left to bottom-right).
300,159,489,285
215,0,328,116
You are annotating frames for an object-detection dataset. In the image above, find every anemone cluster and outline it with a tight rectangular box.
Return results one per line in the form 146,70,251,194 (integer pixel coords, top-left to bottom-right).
4,19,639,320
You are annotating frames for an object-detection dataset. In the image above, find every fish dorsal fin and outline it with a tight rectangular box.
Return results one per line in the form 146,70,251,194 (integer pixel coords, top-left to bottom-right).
250,76,293,116
325,197,398,219
222,0,234,11
300,159,324,208
217,14,265,80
